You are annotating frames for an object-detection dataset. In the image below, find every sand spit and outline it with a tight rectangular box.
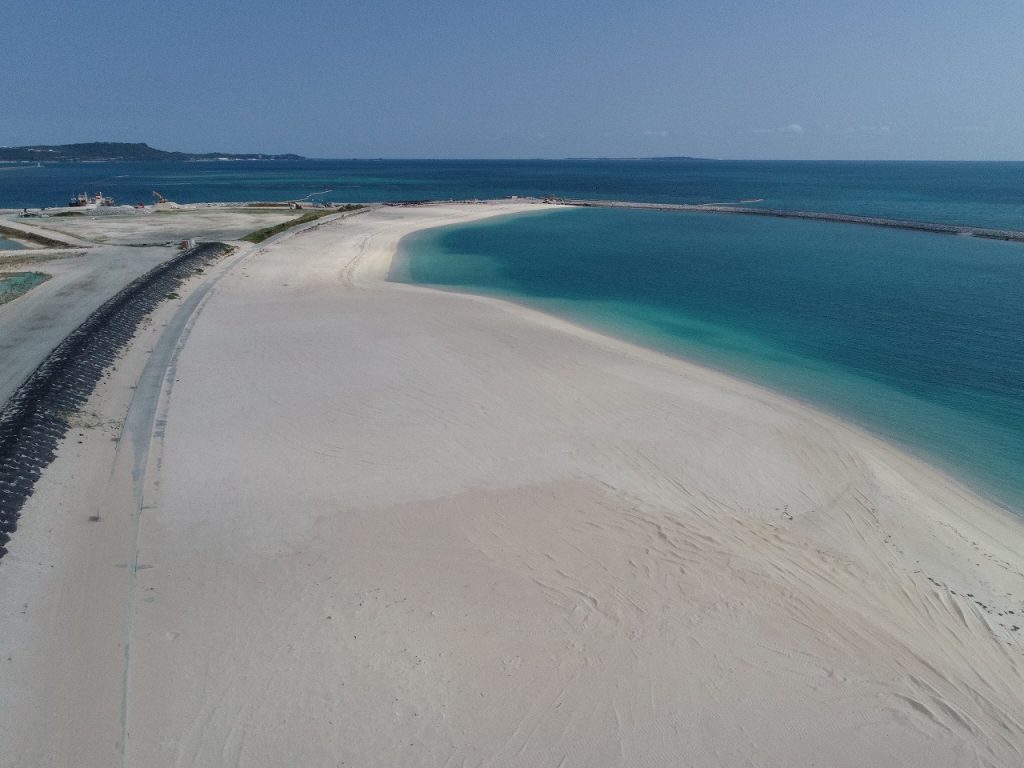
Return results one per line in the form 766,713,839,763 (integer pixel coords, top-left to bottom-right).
1,202,1023,767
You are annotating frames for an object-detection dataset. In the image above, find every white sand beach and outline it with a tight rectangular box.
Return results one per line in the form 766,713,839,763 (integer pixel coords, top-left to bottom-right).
1,202,1023,767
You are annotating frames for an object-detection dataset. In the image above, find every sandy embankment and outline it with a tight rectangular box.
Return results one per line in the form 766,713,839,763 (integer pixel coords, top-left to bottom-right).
2,202,1023,767
0,205,331,406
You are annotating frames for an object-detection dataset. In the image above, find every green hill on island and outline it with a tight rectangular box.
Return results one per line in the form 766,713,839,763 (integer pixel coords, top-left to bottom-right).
0,142,305,162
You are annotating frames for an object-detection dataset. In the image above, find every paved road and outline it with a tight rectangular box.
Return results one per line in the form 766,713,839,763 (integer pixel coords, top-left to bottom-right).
0,245,177,407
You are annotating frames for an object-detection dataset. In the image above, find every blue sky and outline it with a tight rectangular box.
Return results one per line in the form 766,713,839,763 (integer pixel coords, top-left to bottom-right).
3,0,1022,159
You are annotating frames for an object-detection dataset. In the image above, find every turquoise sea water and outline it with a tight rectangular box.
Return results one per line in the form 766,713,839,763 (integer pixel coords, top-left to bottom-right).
3,159,1023,512
397,208,1024,515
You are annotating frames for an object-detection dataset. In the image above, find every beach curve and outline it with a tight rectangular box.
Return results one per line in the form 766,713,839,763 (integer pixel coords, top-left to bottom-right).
1,202,1022,767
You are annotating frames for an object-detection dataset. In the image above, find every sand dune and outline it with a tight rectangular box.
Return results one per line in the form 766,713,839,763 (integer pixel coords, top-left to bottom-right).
2,203,1022,767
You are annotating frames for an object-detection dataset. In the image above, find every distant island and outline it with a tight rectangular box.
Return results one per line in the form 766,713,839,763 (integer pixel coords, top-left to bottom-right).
0,142,305,163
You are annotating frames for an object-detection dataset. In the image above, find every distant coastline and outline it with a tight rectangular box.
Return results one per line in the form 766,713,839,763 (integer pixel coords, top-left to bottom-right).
0,142,304,163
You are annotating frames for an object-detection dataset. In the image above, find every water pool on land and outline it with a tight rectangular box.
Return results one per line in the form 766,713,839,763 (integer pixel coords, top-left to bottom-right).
0,271,50,304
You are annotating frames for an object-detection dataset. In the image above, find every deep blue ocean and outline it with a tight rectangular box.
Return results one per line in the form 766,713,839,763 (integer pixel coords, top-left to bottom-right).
3,159,1023,512
2,158,1024,229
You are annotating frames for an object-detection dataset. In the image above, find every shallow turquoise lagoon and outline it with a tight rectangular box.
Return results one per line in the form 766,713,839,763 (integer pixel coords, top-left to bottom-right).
396,207,1024,515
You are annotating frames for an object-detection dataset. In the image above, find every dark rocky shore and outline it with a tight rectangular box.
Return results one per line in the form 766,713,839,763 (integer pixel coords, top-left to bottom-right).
0,242,232,558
